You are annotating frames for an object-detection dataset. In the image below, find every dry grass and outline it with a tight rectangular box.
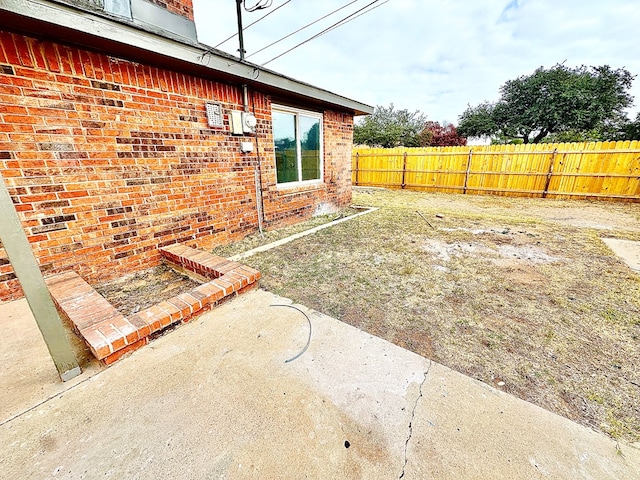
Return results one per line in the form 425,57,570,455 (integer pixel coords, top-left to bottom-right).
211,207,361,258
229,189,640,441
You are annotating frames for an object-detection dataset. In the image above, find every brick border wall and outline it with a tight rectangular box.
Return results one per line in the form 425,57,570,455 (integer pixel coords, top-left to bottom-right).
0,30,354,301
46,244,260,364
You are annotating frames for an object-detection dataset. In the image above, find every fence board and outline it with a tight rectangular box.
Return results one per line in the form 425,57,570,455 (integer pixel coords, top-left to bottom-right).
352,141,640,201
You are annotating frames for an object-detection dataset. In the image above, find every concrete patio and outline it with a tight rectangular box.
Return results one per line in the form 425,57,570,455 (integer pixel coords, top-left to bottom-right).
1,289,639,479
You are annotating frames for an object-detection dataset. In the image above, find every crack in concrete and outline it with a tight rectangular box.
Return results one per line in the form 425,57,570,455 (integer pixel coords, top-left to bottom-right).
399,359,432,479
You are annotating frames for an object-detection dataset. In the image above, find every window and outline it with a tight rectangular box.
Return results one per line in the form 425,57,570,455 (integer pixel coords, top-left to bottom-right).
272,105,323,185
104,0,132,19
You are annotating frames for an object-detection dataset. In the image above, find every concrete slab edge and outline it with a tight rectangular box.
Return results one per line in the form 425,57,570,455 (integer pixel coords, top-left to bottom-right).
229,205,379,261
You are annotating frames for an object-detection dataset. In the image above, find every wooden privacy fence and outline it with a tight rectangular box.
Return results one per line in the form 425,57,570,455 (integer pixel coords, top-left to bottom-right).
352,141,640,201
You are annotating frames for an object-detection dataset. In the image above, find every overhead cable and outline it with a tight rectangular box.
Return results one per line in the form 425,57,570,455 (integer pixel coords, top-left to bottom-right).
244,0,273,12
261,0,388,66
321,0,390,37
211,0,293,50
245,0,361,60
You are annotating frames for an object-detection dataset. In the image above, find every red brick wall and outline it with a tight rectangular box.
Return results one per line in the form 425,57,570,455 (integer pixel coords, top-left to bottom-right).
147,0,194,21
0,31,353,301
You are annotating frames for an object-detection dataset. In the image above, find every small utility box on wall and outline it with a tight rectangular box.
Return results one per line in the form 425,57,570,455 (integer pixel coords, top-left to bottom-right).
242,112,257,133
205,102,223,128
230,111,257,135
230,111,243,134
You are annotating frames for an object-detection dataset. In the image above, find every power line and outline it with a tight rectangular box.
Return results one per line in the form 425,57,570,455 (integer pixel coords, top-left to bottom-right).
261,0,389,66
245,0,360,60
244,0,273,12
211,0,293,50
321,0,390,37
260,0,386,66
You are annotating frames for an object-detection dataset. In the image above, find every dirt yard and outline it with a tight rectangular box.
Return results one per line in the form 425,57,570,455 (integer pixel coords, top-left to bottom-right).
233,188,640,442
95,264,200,316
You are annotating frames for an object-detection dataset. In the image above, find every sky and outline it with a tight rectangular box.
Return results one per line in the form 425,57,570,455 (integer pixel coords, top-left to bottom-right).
191,0,640,124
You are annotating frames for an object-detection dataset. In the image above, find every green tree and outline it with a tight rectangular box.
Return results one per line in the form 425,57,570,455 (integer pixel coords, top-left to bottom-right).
618,112,640,140
458,65,635,144
302,122,320,150
354,104,427,147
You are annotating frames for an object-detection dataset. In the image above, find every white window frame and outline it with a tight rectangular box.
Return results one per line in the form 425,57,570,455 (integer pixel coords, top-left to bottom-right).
272,104,323,188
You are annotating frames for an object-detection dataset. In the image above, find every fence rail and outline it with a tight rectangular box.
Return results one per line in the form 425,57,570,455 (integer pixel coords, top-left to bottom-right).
352,141,640,201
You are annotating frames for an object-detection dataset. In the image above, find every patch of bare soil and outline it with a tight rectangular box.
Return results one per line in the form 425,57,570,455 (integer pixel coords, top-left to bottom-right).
94,264,200,316
242,188,640,442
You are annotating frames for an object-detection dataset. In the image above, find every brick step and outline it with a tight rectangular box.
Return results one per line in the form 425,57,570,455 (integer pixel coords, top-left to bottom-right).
45,246,260,365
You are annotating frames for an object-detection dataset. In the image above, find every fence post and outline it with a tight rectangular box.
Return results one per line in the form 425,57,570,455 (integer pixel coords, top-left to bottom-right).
354,151,360,186
401,151,408,188
463,149,473,194
542,148,557,198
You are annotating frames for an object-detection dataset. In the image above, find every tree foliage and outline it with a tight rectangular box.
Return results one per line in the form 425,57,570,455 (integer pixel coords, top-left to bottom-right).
458,65,636,143
619,112,640,140
419,121,467,146
302,122,320,150
354,105,467,148
354,104,427,147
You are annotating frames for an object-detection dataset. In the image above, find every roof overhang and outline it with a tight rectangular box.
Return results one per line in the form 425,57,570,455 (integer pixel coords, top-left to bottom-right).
0,0,374,116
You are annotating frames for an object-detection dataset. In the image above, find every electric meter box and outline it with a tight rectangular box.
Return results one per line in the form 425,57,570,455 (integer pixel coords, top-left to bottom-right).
242,113,257,133
230,111,257,135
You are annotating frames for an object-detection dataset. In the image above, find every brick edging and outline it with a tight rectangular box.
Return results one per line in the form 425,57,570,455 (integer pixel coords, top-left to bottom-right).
46,246,260,365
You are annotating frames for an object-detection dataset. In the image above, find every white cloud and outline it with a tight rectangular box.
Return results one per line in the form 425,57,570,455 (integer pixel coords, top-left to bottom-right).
192,0,640,123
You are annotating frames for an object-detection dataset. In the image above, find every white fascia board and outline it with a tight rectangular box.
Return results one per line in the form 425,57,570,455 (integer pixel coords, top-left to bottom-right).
1,0,374,115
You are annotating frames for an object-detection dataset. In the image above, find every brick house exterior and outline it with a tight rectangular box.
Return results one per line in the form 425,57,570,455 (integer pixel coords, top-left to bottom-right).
0,0,372,301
